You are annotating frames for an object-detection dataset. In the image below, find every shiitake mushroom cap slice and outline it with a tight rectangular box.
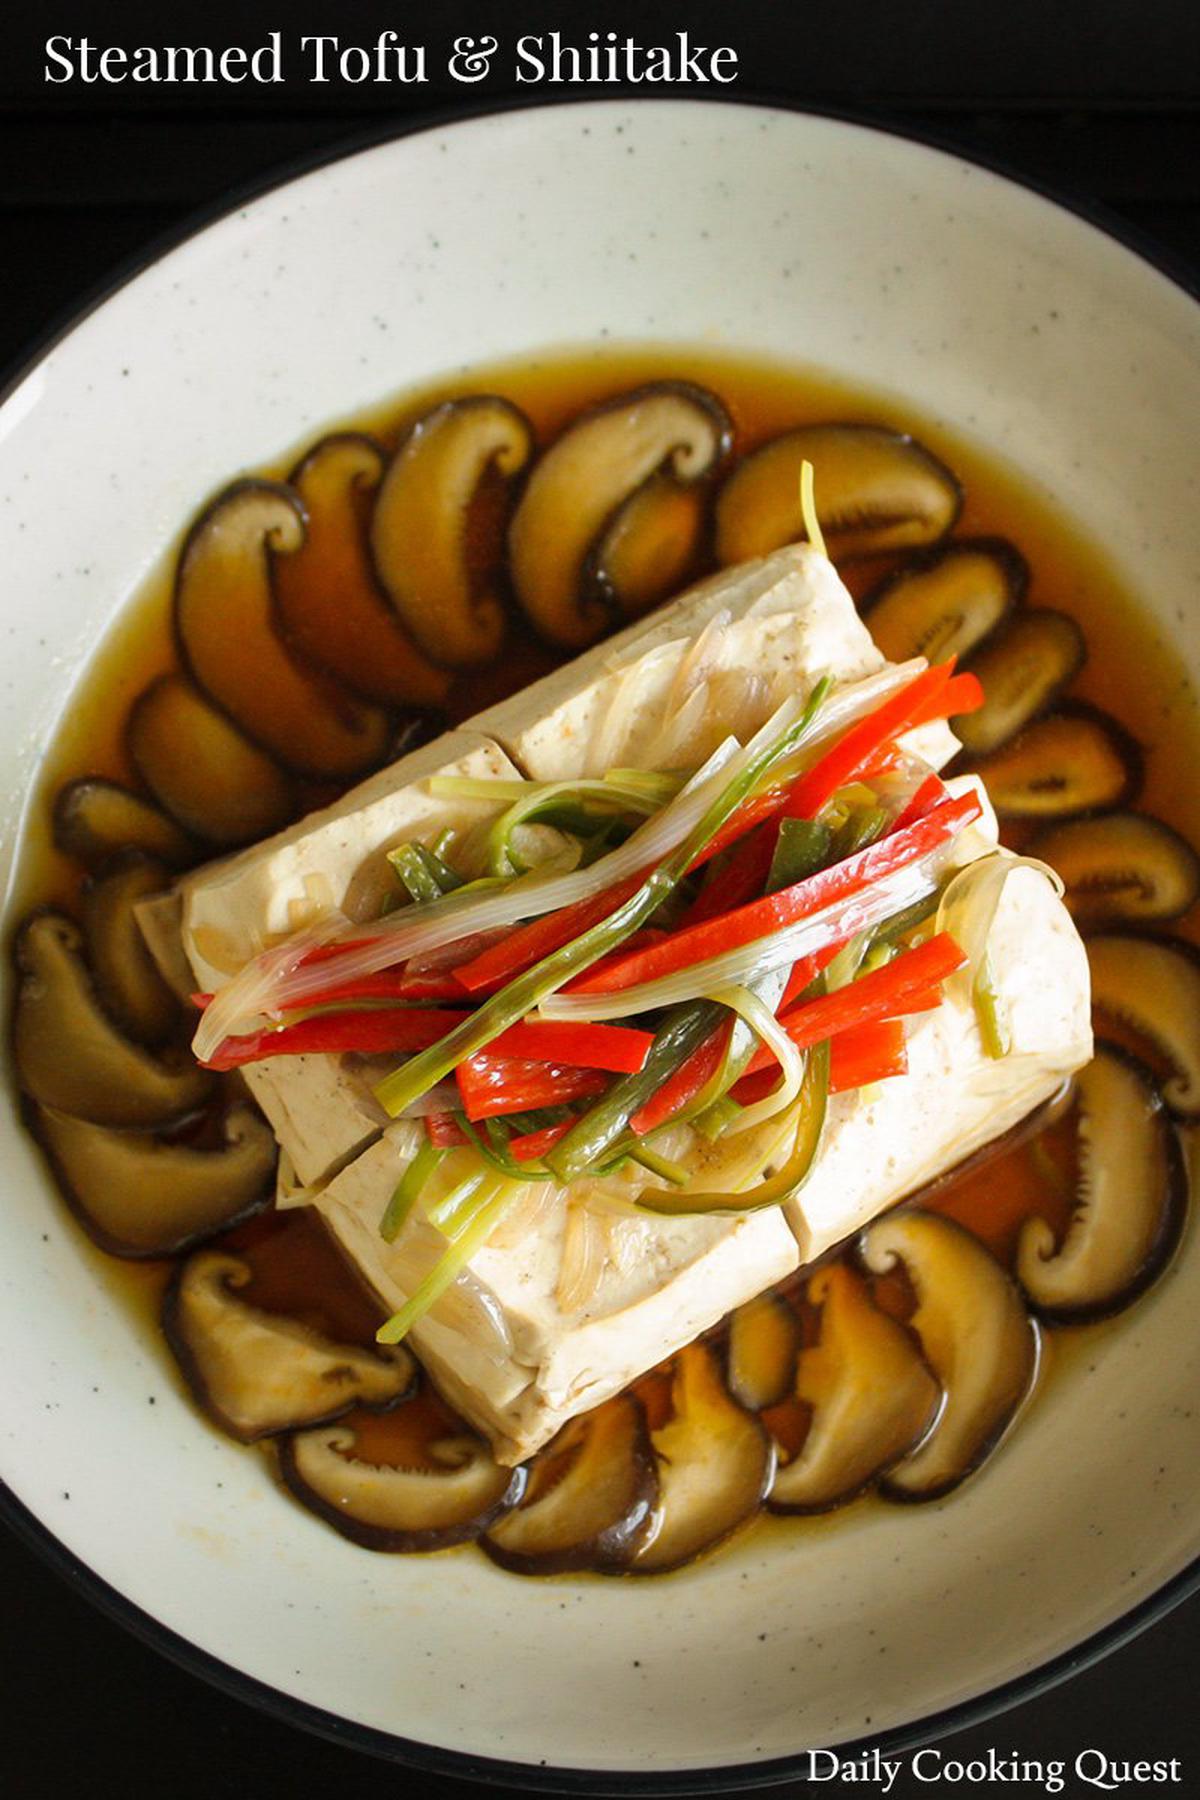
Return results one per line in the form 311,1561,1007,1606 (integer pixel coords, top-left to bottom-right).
726,1291,801,1412
482,1393,658,1575
629,1341,773,1574
509,382,731,650
767,1264,940,1514
860,1211,1039,1502
176,478,390,779
279,1416,525,1550
862,537,1027,665
583,473,708,622
1086,933,1200,1121
129,674,297,848
37,1103,273,1259
275,434,452,707
955,608,1086,757
165,1250,415,1443
14,911,212,1128
1029,810,1200,929
53,777,194,871
82,853,179,1045
969,702,1143,821
370,397,534,669
1017,1043,1186,1321
714,423,962,566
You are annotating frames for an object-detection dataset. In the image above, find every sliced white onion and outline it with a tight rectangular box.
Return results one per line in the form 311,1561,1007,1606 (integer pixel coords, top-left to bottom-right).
935,851,1064,1005
712,985,806,1135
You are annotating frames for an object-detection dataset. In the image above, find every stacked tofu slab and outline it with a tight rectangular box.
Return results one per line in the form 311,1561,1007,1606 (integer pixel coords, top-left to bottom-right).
161,546,1091,1462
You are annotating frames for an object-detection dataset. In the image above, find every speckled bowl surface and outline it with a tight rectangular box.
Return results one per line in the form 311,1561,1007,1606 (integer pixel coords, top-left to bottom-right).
1,101,1199,1788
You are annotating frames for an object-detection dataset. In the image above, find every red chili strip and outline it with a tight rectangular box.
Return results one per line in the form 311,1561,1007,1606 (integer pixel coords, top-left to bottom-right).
629,1020,733,1137
453,873,647,995
508,1119,576,1161
828,1018,909,1092
905,670,984,729
677,824,777,929
203,1005,470,1071
426,1112,468,1147
455,1056,609,1123
779,662,954,823
574,791,980,998
739,932,966,1078
491,1020,652,1074
888,773,947,835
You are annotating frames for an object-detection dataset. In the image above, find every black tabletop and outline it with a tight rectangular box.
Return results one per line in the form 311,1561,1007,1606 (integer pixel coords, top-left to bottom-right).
3,3,1199,1794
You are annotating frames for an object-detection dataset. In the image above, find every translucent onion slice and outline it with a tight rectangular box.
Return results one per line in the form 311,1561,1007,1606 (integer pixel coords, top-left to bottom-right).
935,852,1064,1055
711,985,805,1135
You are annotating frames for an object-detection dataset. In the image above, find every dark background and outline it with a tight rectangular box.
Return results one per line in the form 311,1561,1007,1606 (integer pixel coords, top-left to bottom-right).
3,2,1198,1795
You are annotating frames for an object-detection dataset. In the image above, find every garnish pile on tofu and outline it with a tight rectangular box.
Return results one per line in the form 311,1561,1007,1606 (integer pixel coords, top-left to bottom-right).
156,541,1091,1462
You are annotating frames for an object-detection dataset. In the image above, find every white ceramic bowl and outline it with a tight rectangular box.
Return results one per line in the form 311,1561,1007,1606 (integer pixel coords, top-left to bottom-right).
2,101,1199,1788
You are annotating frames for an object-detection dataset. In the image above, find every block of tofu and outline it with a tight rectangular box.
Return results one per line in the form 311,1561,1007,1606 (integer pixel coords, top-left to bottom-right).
176,731,525,1187
313,1124,801,1463
172,546,956,1187
472,544,958,779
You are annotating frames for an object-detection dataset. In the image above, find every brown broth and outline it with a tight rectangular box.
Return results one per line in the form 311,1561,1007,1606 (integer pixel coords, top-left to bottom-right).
10,342,1199,1568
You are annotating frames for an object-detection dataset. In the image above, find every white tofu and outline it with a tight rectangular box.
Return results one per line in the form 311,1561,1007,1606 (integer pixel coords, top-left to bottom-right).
175,548,954,1186
314,1124,801,1463
472,544,958,778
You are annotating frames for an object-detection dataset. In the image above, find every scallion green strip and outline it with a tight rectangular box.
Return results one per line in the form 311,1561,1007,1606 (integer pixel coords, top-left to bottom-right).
635,1039,830,1216
376,1177,517,1344
380,1140,445,1242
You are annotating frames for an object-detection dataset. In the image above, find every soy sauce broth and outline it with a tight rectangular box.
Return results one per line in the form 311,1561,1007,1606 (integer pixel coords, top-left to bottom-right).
10,342,1200,1561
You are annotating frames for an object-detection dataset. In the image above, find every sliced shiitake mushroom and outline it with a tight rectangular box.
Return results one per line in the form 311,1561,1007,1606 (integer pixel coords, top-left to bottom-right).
128,674,296,847
1030,811,1200,928
768,1264,940,1513
727,1292,801,1411
275,434,451,707
482,1393,658,1574
1017,1044,1186,1320
279,1417,524,1550
370,397,533,668
970,703,1142,821
509,383,730,649
955,609,1086,757
584,473,708,621
14,912,212,1127
38,1103,273,1258
52,777,194,871
82,853,179,1045
861,1212,1038,1501
862,538,1027,665
1086,934,1200,1121
165,1250,415,1442
176,479,390,779
630,1341,773,1574
714,424,961,566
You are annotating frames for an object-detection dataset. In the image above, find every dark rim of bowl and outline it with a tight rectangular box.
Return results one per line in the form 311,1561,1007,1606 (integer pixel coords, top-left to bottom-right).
2,91,1198,1795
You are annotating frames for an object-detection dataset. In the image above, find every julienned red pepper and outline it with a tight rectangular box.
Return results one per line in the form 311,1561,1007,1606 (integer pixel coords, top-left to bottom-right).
732,1017,910,1104
207,1008,651,1074
508,1119,575,1161
677,824,777,929
628,1020,733,1136
739,932,966,1079
889,773,947,835
573,790,981,998
452,873,647,995
905,670,984,730
491,1019,652,1074
779,662,954,823
426,1111,468,1147
455,1056,609,1123
204,1006,471,1070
